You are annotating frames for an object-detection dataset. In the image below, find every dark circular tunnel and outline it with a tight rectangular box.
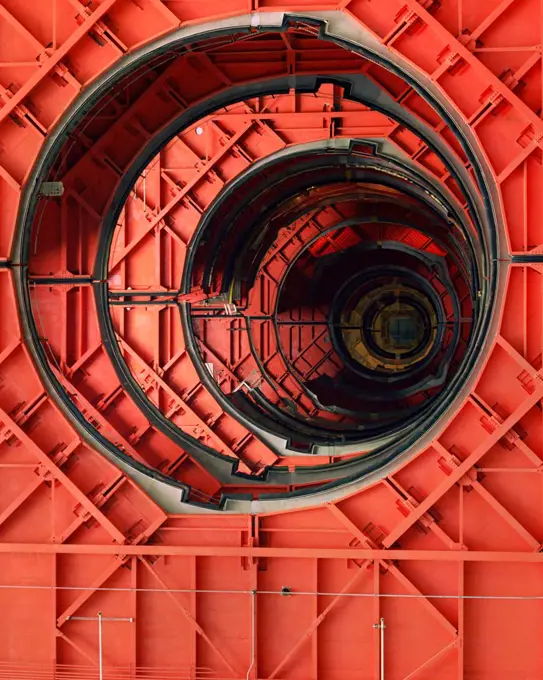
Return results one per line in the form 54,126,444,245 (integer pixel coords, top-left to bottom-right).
184,141,478,452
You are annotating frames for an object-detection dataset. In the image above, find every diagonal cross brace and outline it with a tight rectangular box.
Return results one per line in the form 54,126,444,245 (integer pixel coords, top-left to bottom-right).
138,557,243,677
0,404,126,544
381,383,543,549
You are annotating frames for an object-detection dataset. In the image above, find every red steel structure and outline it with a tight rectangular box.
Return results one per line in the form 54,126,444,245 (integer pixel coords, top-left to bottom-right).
2,0,543,678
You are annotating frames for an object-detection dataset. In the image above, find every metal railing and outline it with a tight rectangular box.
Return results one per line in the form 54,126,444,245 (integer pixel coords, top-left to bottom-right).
0,663,220,680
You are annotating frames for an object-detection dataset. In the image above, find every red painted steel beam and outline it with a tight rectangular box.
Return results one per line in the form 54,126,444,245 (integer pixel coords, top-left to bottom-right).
267,561,373,679
0,404,128,543
1,544,543,561
110,123,255,270
138,557,243,677
383,384,543,548
0,0,120,125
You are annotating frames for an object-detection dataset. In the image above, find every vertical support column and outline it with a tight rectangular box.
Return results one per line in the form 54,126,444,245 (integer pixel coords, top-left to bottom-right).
60,193,68,272
191,555,197,678
51,552,57,676
51,477,57,675
459,485,465,548
247,516,259,680
60,195,69,371
458,562,465,680
98,612,103,680
77,204,86,363
120,202,127,339
153,178,162,392
312,559,318,680
373,562,381,680
131,556,138,676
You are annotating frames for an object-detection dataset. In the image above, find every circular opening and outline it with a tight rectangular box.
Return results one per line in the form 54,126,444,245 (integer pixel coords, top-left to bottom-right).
19,21,498,504
338,281,438,370
183,140,476,450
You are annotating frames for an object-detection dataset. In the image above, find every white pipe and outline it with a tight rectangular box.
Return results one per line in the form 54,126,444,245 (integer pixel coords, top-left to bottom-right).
380,617,385,680
245,590,256,680
98,612,103,680
5,584,543,600
374,617,385,680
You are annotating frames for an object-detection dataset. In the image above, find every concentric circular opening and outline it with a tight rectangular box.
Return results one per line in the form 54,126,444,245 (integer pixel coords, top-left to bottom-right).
184,140,476,451
18,19,498,504
344,284,436,369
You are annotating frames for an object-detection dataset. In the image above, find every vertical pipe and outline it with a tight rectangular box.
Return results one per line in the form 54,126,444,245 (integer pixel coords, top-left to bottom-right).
373,563,380,680
246,590,256,680
374,616,385,680
98,612,103,680
380,618,385,680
